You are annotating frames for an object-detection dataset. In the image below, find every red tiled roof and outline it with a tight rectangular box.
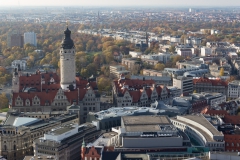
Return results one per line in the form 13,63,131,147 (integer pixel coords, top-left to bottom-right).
75,77,97,90
12,91,57,107
193,77,228,87
117,79,155,89
114,78,169,103
129,91,141,103
13,73,98,107
204,109,229,116
19,72,60,91
145,88,153,98
12,87,90,107
224,115,240,125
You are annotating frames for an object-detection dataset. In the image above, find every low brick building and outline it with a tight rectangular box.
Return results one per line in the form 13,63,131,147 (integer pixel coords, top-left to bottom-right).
224,134,240,152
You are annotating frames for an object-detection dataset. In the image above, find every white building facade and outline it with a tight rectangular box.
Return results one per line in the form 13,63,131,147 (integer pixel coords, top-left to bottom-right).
129,51,142,58
24,32,37,46
11,60,27,70
228,81,240,98
201,47,212,57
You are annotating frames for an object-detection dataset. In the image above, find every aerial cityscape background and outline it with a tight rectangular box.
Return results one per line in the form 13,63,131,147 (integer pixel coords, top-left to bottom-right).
0,0,240,7
1,1,240,160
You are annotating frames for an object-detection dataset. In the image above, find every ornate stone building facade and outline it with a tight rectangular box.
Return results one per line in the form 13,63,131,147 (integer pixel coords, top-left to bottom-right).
0,114,78,160
10,27,100,115
193,77,228,95
112,75,170,107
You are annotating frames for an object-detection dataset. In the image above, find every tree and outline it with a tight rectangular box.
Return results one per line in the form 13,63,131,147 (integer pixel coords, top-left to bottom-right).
80,68,88,78
97,77,112,92
0,93,8,109
219,68,224,76
193,90,197,93
169,46,176,53
130,64,141,75
86,40,94,52
104,52,114,64
154,63,165,71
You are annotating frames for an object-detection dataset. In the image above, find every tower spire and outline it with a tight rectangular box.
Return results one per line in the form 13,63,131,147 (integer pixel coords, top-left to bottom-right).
82,138,86,148
61,25,74,49
66,20,69,28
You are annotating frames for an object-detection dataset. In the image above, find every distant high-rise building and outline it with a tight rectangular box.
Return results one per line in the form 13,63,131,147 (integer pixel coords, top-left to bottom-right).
189,8,192,13
7,31,24,48
24,32,37,47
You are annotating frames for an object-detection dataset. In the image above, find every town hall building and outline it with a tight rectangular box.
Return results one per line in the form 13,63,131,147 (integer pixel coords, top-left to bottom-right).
10,27,100,123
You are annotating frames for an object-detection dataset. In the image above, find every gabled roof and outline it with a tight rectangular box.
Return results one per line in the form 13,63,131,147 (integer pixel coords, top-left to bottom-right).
193,77,228,87
12,91,57,107
114,78,169,103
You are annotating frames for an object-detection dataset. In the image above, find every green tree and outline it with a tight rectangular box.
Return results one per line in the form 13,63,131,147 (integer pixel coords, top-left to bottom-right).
97,77,112,92
0,93,9,109
104,52,114,64
219,68,224,76
169,46,176,53
154,63,165,71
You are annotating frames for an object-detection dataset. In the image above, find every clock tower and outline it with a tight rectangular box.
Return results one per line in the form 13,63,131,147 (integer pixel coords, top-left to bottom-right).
60,27,76,90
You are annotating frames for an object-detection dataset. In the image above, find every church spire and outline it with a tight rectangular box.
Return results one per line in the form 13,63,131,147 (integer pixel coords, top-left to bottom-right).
82,138,86,148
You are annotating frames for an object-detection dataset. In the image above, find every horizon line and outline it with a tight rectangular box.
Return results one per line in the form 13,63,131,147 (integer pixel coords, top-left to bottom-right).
0,5,240,8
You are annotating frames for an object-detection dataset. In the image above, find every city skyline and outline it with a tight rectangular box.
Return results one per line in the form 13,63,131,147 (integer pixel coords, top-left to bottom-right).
1,0,240,7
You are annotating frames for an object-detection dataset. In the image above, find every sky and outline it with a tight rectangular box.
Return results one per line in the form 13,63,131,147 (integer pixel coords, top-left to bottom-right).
0,0,240,7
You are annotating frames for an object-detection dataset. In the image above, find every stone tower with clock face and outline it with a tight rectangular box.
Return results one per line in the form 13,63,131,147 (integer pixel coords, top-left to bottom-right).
60,27,76,90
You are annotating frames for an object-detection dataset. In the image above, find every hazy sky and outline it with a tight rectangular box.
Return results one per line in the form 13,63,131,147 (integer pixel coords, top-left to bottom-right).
0,0,240,7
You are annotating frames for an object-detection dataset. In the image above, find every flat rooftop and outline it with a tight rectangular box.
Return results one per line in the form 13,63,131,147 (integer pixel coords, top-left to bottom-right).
92,107,166,120
125,125,160,132
49,125,75,135
122,154,148,160
122,115,171,126
91,132,118,147
24,156,55,160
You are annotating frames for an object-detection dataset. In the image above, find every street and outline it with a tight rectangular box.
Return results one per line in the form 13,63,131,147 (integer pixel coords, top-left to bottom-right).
0,112,7,121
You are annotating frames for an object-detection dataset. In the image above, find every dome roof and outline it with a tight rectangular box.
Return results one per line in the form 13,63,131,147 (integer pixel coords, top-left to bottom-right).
61,27,74,49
